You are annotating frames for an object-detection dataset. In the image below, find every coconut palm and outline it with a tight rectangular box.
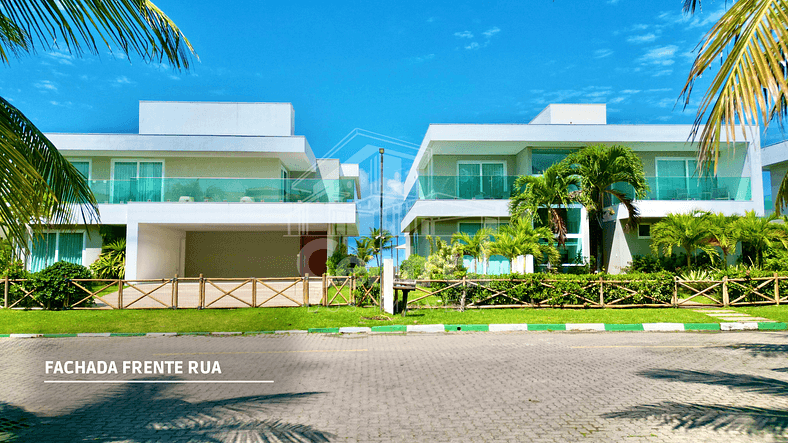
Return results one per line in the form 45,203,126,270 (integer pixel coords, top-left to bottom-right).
680,0,788,212
451,228,493,274
368,228,392,267
736,210,788,267
352,237,374,266
509,162,580,246
0,1,195,250
706,213,740,267
489,217,559,268
564,144,648,272
651,210,718,268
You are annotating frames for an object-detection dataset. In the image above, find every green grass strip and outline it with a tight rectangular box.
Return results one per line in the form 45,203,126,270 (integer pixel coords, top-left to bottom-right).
109,332,146,337
308,327,339,334
604,324,644,331
43,333,77,338
445,324,489,332
684,323,721,331
758,322,787,330
527,324,567,331
371,325,406,332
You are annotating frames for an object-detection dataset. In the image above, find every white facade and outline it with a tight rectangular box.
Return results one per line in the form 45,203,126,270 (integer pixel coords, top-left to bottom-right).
402,103,764,273
38,101,359,279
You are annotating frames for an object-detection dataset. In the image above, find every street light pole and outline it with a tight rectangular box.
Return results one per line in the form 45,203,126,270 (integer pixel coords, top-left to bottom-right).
379,147,384,311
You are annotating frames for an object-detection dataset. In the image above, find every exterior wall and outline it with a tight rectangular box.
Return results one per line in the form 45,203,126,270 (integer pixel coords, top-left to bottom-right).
139,101,295,137
83,226,103,267
184,231,300,277
431,154,518,176
132,224,186,279
515,148,531,176
770,164,788,207
65,156,285,180
636,149,746,177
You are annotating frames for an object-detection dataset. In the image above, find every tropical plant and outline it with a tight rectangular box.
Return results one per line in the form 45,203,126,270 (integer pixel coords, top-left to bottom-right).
0,1,195,251
399,254,426,279
509,162,580,246
706,212,740,267
564,144,648,272
736,210,788,267
489,217,560,268
680,0,788,212
89,238,126,279
451,228,493,273
352,237,374,266
368,228,393,266
650,210,718,268
423,235,464,278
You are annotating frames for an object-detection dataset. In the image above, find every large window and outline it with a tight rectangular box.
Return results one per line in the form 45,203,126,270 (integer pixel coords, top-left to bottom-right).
531,149,576,175
457,161,505,199
111,160,164,203
69,161,91,180
656,158,697,200
30,232,84,272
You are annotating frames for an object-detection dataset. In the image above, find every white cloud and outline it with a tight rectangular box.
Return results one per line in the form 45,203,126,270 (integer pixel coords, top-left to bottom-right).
607,0,620,3
454,31,473,39
621,89,641,94
594,49,614,59
115,76,134,84
45,51,74,65
482,26,500,38
646,87,672,92
609,96,626,104
652,69,673,77
34,80,57,92
627,33,657,44
465,42,480,50
637,45,678,66
409,54,435,63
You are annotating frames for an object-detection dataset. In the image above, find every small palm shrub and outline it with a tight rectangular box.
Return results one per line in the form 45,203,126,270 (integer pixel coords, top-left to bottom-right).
90,239,126,279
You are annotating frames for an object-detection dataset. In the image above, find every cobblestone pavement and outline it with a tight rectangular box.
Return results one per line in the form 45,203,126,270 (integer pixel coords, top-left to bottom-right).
2,331,788,442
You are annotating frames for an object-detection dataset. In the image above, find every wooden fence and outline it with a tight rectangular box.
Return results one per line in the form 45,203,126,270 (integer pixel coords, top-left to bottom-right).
2,273,785,309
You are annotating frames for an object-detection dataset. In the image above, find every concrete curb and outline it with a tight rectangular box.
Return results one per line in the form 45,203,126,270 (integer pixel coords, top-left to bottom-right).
4,322,787,338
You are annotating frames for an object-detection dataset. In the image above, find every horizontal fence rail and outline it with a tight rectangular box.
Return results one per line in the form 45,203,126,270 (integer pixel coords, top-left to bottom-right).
2,273,785,310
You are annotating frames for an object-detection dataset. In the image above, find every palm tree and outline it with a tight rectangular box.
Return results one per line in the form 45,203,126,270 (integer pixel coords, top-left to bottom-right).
564,144,649,272
650,210,718,268
0,2,195,250
706,213,740,267
451,228,493,274
352,237,374,266
680,0,788,211
368,228,392,267
509,162,580,246
736,211,788,267
489,218,559,269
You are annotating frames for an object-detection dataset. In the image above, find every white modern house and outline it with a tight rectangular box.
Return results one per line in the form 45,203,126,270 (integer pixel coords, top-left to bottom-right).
33,101,359,279
762,140,788,214
401,103,764,273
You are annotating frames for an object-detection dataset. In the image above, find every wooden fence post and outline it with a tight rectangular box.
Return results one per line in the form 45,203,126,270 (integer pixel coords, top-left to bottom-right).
171,274,178,309
460,275,467,311
3,275,8,309
672,276,678,307
722,276,729,307
350,275,356,305
252,278,257,308
775,272,780,306
598,275,604,307
199,274,205,309
303,273,310,307
117,279,124,309
322,273,328,306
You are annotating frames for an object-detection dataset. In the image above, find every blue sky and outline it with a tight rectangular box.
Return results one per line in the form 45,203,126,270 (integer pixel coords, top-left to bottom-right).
3,0,785,156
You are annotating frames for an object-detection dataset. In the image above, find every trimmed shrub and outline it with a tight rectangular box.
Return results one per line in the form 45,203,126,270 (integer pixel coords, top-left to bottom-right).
399,254,426,279
31,261,93,310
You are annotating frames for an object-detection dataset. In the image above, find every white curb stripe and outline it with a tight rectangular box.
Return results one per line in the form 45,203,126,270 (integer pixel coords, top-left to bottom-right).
210,332,242,336
275,330,308,334
146,332,177,337
406,324,444,333
10,334,42,338
339,327,371,333
488,324,529,332
77,333,111,337
566,323,605,331
721,322,759,331
643,323,685,331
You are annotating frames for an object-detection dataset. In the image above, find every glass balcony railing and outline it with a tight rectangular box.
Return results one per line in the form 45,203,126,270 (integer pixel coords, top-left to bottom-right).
416,175,520,200
87,178,357,204
608,176,752,205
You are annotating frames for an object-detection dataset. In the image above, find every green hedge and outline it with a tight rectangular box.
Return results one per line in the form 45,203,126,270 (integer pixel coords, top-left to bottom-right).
424,272,675,306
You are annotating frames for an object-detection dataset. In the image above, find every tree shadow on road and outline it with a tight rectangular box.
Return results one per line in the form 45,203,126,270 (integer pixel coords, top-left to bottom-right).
602,369,788,438
2,383,333,442
714,343,788,359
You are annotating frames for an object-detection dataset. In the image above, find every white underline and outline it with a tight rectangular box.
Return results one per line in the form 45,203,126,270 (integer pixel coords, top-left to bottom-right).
44,380,274,384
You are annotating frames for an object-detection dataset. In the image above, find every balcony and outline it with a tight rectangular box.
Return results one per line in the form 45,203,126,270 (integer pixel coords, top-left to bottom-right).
87,178,357,204
415,175,520,200
609,176,752,204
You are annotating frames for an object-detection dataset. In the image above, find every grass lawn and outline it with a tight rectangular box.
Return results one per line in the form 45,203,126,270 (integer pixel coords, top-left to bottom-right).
734,305,788,323
0,306,724,334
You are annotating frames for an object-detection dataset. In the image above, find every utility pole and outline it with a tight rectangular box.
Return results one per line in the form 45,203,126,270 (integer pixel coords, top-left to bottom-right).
379,147,384,311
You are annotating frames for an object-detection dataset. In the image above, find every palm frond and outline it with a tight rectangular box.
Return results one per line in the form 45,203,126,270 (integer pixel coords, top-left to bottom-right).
681,0,788,174
0,0,196,68
0,97,99,249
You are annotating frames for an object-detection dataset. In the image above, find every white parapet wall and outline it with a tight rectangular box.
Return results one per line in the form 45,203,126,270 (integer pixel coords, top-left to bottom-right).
139,101,295,137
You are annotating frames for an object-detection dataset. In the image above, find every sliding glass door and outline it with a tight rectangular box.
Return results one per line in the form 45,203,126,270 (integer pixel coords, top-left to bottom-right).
458,162,505,199
112,161,163,203
30,232,84,272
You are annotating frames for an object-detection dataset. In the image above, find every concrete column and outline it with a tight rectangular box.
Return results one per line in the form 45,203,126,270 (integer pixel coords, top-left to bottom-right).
525,255,534,274
125,222,139,280
382,258,394,314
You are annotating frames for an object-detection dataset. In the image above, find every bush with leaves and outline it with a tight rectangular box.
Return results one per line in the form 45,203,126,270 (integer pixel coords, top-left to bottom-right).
399,254,426,279
2,261,34,308
90,239,126,279
31,261,93,309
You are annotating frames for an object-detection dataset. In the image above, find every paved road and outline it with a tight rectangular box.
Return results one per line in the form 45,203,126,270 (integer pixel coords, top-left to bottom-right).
2,331,788,442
